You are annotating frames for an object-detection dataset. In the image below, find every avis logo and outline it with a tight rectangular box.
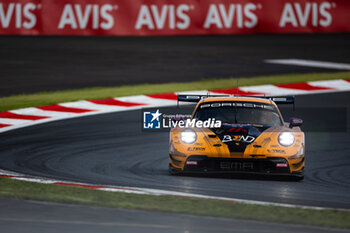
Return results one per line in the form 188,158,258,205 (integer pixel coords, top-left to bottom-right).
143,109,162,129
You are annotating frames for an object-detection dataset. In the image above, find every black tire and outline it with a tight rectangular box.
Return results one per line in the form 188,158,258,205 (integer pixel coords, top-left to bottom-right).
292,175,304,181
292,168,304,181
168,164,181,176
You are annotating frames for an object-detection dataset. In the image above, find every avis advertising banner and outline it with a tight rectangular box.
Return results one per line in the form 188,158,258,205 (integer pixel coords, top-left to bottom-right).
0,0,349,36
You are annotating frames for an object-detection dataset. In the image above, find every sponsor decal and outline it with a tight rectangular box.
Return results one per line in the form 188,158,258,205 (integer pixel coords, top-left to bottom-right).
135,4,193,30
58,4,117,30
0,2,40,29
200,102,273,110
187,147,205,151
279,2,333,28
186,160,198,165
0,0,348,35
276,163,288,168
267,149,286,154
222,135,255,143
203,3,260,29
220,162,254,170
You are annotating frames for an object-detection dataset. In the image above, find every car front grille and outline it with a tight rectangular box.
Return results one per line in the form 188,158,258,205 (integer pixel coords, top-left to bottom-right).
185,156,290,174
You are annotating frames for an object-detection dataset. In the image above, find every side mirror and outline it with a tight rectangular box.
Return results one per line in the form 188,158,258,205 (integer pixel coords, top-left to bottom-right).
289,117,303,128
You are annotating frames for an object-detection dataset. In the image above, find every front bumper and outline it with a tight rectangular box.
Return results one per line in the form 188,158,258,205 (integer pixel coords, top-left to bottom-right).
171,155,303,176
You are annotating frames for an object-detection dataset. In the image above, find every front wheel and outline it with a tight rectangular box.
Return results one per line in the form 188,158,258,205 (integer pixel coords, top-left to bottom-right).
291,168,304,181
168,164,181,176
292,175,304,181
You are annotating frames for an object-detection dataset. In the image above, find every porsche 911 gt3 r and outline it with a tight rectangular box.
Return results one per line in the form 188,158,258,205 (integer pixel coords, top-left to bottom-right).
169,95,305,180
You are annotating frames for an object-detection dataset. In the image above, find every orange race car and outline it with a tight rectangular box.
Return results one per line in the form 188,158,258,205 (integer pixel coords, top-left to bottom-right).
169,95,305,180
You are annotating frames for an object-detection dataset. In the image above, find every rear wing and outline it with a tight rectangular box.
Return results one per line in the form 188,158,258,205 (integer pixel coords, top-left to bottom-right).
265,96,295,111
177,94,295,110
265,96,295,104
177,94,229,102
176,94,229,107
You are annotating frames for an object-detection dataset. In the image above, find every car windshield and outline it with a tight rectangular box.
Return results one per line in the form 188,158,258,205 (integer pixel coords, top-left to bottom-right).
194,102,283,126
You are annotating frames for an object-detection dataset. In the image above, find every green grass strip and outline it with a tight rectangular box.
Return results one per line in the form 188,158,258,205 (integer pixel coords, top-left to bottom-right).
0,72,349,112
0,177,349,229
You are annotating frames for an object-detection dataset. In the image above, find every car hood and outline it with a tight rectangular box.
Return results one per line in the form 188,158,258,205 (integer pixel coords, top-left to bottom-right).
210,124,270,153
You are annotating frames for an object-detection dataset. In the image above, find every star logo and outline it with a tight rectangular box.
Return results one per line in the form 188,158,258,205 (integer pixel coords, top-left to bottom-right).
150,109,162,122
143,109,162,129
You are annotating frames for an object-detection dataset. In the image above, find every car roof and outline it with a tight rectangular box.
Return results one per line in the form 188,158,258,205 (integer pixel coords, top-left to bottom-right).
198,96,274,105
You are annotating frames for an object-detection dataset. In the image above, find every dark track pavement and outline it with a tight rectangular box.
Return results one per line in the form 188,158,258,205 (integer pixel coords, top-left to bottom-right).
0,198,348,233
0,92,349,209
0,34,349,97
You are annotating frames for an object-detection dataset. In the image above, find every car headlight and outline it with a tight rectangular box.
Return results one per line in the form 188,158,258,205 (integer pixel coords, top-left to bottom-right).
180,129,197,144
278,132,294,147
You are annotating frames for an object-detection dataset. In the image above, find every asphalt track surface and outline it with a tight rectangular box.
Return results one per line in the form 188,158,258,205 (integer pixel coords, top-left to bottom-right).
2,198,348,233
0,91,349,210
1,34,350,97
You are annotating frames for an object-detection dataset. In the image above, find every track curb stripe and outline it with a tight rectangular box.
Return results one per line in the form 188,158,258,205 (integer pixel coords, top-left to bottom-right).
0,112,49,120
37,104,93,113
88,98,146,107
210,88,264,95
0,123,12,128
146,93,178,100
1,79,349,134
275,83,335,91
